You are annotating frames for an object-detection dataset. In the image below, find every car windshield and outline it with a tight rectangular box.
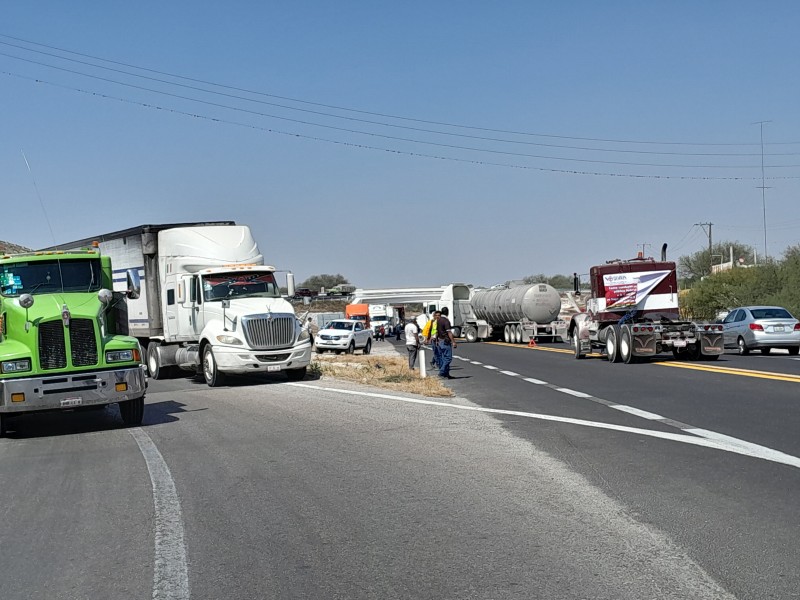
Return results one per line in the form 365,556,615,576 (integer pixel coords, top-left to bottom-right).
203,272,280,301
0,258,102,297
328,321,354,331
750,308,793,319
372,316,389,322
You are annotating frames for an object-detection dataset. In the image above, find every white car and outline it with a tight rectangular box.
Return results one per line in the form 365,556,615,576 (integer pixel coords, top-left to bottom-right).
315,319,373,354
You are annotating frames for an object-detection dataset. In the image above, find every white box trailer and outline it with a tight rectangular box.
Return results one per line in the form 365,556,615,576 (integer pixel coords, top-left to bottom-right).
54,222,312,386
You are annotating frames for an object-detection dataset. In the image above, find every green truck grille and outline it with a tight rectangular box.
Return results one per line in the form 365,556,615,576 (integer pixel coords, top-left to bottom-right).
38,319,98,370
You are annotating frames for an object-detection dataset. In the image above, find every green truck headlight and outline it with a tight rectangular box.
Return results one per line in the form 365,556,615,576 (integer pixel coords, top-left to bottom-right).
1,359,32,373
106,350,134,363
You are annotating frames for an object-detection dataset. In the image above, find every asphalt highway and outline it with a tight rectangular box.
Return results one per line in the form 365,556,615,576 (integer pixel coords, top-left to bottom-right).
1,340,798,599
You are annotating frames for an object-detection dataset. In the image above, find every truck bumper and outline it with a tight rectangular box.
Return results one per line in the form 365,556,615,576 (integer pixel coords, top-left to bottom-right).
0,366,147,414
212,343,312,374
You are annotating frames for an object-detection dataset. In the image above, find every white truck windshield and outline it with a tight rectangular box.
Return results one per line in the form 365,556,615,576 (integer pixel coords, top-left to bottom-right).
203,272,280,301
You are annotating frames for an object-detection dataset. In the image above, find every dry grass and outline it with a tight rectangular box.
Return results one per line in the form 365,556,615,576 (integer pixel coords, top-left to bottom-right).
311,354,454,397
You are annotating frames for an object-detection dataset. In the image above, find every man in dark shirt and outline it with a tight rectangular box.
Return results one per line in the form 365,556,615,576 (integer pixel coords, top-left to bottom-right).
436,307,457,378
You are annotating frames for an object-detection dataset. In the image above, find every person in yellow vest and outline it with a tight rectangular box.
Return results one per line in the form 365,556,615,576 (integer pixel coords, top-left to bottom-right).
422,310,442,370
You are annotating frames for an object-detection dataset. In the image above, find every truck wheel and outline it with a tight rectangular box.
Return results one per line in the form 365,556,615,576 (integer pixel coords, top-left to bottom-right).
515,325,524,344
572,334,585,359
347,341,355,354
119,397,145,426
203,345,226,387
362,339,372,355
503,325,511,343
286,367,307,381
147,342,166,379
465,327,478,343
452,327,461,339
606,326,621,363
620,327,636,364
737,337,750,356
0,414,7,437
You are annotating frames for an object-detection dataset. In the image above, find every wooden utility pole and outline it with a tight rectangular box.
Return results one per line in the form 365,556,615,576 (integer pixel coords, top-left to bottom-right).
695,222,713,274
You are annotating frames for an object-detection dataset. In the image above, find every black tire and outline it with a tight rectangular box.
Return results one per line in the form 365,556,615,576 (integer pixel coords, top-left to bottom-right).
452,327,461,339
315,348,324,354
789,347,799,356
347,341,355,355
620,326,635,364
203,345,226,387
286,366,307,381
760,347,771,355
737,337,750,356
465,327,478,343
362,339,372,355
606,326,621,363
147,342,164,379
119,397,145,426
572,333,585,360
0,413,7,438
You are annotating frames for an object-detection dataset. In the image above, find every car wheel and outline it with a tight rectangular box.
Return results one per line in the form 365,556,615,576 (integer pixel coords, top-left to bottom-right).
315,348,324,354
203,345,226,387
737,337,750,356
347,341,355,355
362,339,372,355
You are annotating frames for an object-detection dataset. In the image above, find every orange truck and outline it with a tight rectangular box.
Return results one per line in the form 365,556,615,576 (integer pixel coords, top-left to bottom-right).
345,303,371,328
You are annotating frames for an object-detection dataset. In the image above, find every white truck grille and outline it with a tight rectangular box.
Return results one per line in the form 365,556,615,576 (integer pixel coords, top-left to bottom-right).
242,315,295,350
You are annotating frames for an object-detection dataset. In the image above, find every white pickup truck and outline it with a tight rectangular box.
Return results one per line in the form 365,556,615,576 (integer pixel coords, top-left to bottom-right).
314,320,373,354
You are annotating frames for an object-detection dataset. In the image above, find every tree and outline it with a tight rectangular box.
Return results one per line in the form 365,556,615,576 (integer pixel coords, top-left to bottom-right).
522,273,587,290
299,273,350,292
678,240,754,282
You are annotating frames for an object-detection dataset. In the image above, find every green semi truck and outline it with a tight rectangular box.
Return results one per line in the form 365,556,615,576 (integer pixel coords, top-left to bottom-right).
0,247,147,437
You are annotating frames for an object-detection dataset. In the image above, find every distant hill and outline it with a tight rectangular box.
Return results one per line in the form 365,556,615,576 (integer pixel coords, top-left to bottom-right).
0,241,31,254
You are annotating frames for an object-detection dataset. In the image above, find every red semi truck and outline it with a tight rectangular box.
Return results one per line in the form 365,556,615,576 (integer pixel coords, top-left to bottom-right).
567,245,724,363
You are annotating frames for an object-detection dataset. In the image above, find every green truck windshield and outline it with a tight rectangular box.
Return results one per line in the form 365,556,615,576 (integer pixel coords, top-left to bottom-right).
0,258,103,296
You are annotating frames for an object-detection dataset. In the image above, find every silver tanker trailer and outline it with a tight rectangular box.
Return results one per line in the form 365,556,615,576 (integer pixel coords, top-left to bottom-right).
462,283,567,344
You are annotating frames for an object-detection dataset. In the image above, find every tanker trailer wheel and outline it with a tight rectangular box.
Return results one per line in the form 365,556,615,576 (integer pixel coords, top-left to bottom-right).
620,326,637,364
515,325,524,344
465,327,478,343
203,345,226,387
606,325,621,363
503,325,512,343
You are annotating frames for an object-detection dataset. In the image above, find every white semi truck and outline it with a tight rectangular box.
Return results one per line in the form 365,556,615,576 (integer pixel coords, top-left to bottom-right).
368,304,397,335
55,222,312,386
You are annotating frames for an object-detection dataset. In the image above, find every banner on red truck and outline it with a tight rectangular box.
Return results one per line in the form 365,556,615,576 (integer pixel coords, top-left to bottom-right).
603,270,671,309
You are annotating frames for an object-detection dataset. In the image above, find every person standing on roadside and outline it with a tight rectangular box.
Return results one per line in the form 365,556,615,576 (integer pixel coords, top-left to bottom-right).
404,319,420,369
422,310,441,370
436,307,457,379
395,319,403,341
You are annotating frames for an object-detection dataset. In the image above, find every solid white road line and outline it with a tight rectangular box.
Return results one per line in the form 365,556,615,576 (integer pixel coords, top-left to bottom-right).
286,383,800,470
130,428,190,600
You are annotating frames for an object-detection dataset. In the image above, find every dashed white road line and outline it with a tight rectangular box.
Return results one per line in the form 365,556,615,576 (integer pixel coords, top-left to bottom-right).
130,427,190,600
555,388,592,399
523,377,547,385
287,383,800,470
483,365,498,370
470,361,483,365
499,370,519,377
610,405,665,420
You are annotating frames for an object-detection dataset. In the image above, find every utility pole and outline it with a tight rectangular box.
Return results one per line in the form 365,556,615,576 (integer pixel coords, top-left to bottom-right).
753,120,771,261
695,222,713,274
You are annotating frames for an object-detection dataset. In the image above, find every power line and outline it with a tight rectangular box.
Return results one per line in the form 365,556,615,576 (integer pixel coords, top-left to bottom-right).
8,69,799,181
3,31,800,149
6,58,799,171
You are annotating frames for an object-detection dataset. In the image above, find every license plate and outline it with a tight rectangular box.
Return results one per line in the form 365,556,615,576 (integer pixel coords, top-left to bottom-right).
673,340,687,348
61,397,83,407
267,365,281,372
773,325,785,332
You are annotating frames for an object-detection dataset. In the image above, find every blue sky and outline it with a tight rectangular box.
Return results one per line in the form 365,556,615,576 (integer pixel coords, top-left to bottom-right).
2,2,799,287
